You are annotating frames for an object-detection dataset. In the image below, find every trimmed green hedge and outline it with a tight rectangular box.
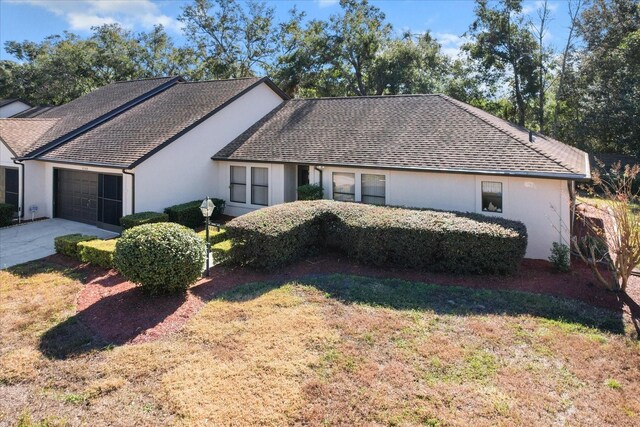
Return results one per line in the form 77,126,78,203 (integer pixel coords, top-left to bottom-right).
113,223,206,295
78,239,118,269
197,226,227,245
54,234,98,259
120,211,168,229
0,203,15,227
297,184,323,201
211,239,233,264
164,199,225,228
225,201,528,274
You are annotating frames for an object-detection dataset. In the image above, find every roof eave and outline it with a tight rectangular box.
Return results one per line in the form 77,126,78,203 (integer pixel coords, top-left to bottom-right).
210,157,589,181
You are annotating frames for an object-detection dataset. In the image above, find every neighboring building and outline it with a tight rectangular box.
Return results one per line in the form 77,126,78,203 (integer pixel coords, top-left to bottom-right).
0,76,589,258
0,99,31,118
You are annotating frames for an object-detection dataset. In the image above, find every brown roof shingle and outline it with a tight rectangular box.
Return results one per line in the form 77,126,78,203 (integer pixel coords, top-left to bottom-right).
214,94,589,179
0,118,59,156
40,77,266,167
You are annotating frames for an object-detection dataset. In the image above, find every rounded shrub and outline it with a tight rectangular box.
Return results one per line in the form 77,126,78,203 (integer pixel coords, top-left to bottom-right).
114,223,206,295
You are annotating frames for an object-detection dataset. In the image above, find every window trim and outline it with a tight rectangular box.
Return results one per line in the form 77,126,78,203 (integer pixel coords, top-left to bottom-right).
230,165,247,204
332,172,356,202
361,173,386,206
251,167,269,206
481,181,503,213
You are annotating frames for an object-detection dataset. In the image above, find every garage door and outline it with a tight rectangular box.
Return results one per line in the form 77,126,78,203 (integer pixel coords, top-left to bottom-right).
55,169,99,224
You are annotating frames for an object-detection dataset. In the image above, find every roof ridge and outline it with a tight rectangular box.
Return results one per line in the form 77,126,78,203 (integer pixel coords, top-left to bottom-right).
437,94,577,175
113,76,180,84
294,93,439,101
181,76,262,84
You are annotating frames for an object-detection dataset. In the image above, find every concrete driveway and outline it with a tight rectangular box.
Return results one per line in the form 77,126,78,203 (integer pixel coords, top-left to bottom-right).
0,218,118,269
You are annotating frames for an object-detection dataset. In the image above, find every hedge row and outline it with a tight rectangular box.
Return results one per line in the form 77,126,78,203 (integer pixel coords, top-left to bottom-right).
0,203,15,227
198,226,228,245
164,199,225,228
78,239,118,268
54,234,98,259
225,200,528,274
120,211,168,229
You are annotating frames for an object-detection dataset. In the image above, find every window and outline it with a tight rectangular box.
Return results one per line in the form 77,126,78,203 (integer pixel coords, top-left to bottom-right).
361,174,386,205
333,172,355,202
230,166,246,203
481,181,503,213
251,167,269,206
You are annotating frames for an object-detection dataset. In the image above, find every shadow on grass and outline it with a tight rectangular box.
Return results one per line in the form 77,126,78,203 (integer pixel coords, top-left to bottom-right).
39,315,107,359
219,274,626,335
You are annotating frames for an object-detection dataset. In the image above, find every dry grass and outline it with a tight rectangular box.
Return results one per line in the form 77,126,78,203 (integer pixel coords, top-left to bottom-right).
1,262,639,426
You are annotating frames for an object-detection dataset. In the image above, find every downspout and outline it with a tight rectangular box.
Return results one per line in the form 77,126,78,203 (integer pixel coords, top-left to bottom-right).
12,159,24,220
122,169,135,214
568,180,576,242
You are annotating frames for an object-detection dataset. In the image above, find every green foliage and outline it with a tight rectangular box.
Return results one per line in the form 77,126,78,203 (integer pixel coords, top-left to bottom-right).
548,242,570,273
54,234,98,259
113,223,206,295
77,239,118,269
164,199,225,229
296,184,323,201
119,211,168,229
0,203,15,227
225,200,527,274
198,226,227,245
211,239,234,264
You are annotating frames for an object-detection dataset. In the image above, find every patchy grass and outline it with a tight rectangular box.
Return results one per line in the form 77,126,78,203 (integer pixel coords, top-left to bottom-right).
1,263,639,426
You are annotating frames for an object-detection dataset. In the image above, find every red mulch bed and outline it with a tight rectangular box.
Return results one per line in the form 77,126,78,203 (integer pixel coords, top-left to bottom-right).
42,253,640,346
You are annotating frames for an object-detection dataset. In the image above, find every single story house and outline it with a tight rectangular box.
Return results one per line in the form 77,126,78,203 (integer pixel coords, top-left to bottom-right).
0,76,589,259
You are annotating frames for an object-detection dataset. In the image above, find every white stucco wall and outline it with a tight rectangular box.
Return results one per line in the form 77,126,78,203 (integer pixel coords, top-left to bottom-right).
0,101,30,118
134,82,284,213
214,161,571,260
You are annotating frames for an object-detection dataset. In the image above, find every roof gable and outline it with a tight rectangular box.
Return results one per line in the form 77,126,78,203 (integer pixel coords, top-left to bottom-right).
214,94,589,179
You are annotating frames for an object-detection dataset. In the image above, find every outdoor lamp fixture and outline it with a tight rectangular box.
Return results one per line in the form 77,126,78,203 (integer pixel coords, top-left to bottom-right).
200,197,215,277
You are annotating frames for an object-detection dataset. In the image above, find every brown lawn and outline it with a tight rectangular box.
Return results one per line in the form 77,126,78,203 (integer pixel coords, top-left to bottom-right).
1,260,639,426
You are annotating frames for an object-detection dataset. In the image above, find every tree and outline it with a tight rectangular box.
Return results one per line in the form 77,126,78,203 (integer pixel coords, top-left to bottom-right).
178,0,278,79
529,0,553,132
464,0,540,126
573,161,640,292
574,0,640,154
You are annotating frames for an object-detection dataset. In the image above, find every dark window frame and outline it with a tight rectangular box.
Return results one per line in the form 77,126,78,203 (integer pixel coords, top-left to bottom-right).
361,173,386,206
481,181,503,213
251,167,269,206
230,166,247,204
332,172,356,202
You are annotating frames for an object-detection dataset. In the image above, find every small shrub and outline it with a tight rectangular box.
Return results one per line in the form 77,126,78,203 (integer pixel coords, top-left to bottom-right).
225,200,527,274
113,223,205,295
198,226,227,245
54,234,97,259
0,203,15,227
164,199,225,228
297,184,323,201
548,242,570,272
120,211,168,229
78,239,118,269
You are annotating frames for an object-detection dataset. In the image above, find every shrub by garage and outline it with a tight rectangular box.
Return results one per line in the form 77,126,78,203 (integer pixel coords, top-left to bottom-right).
225,200,527,274
0,203,15,227
120,211,168,229
78,239,118,269
54,234,98,259
164,199,225,229
114,223,205,295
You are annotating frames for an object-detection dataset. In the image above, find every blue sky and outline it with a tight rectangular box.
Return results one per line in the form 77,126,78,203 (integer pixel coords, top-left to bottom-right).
0,0,573,61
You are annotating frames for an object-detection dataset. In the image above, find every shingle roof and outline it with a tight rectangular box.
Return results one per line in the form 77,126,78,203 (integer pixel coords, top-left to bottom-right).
10,106,57,118
20,76,181,157
214,94,589,179
40,77,268,167
0,118,59,156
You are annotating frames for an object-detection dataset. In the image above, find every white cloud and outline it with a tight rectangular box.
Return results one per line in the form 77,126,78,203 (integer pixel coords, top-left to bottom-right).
8,0,181,32
316,0,339,8
434,32,468,59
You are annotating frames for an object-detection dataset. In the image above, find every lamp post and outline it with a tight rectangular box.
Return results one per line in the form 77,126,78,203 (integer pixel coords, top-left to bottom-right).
200,197,215,277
